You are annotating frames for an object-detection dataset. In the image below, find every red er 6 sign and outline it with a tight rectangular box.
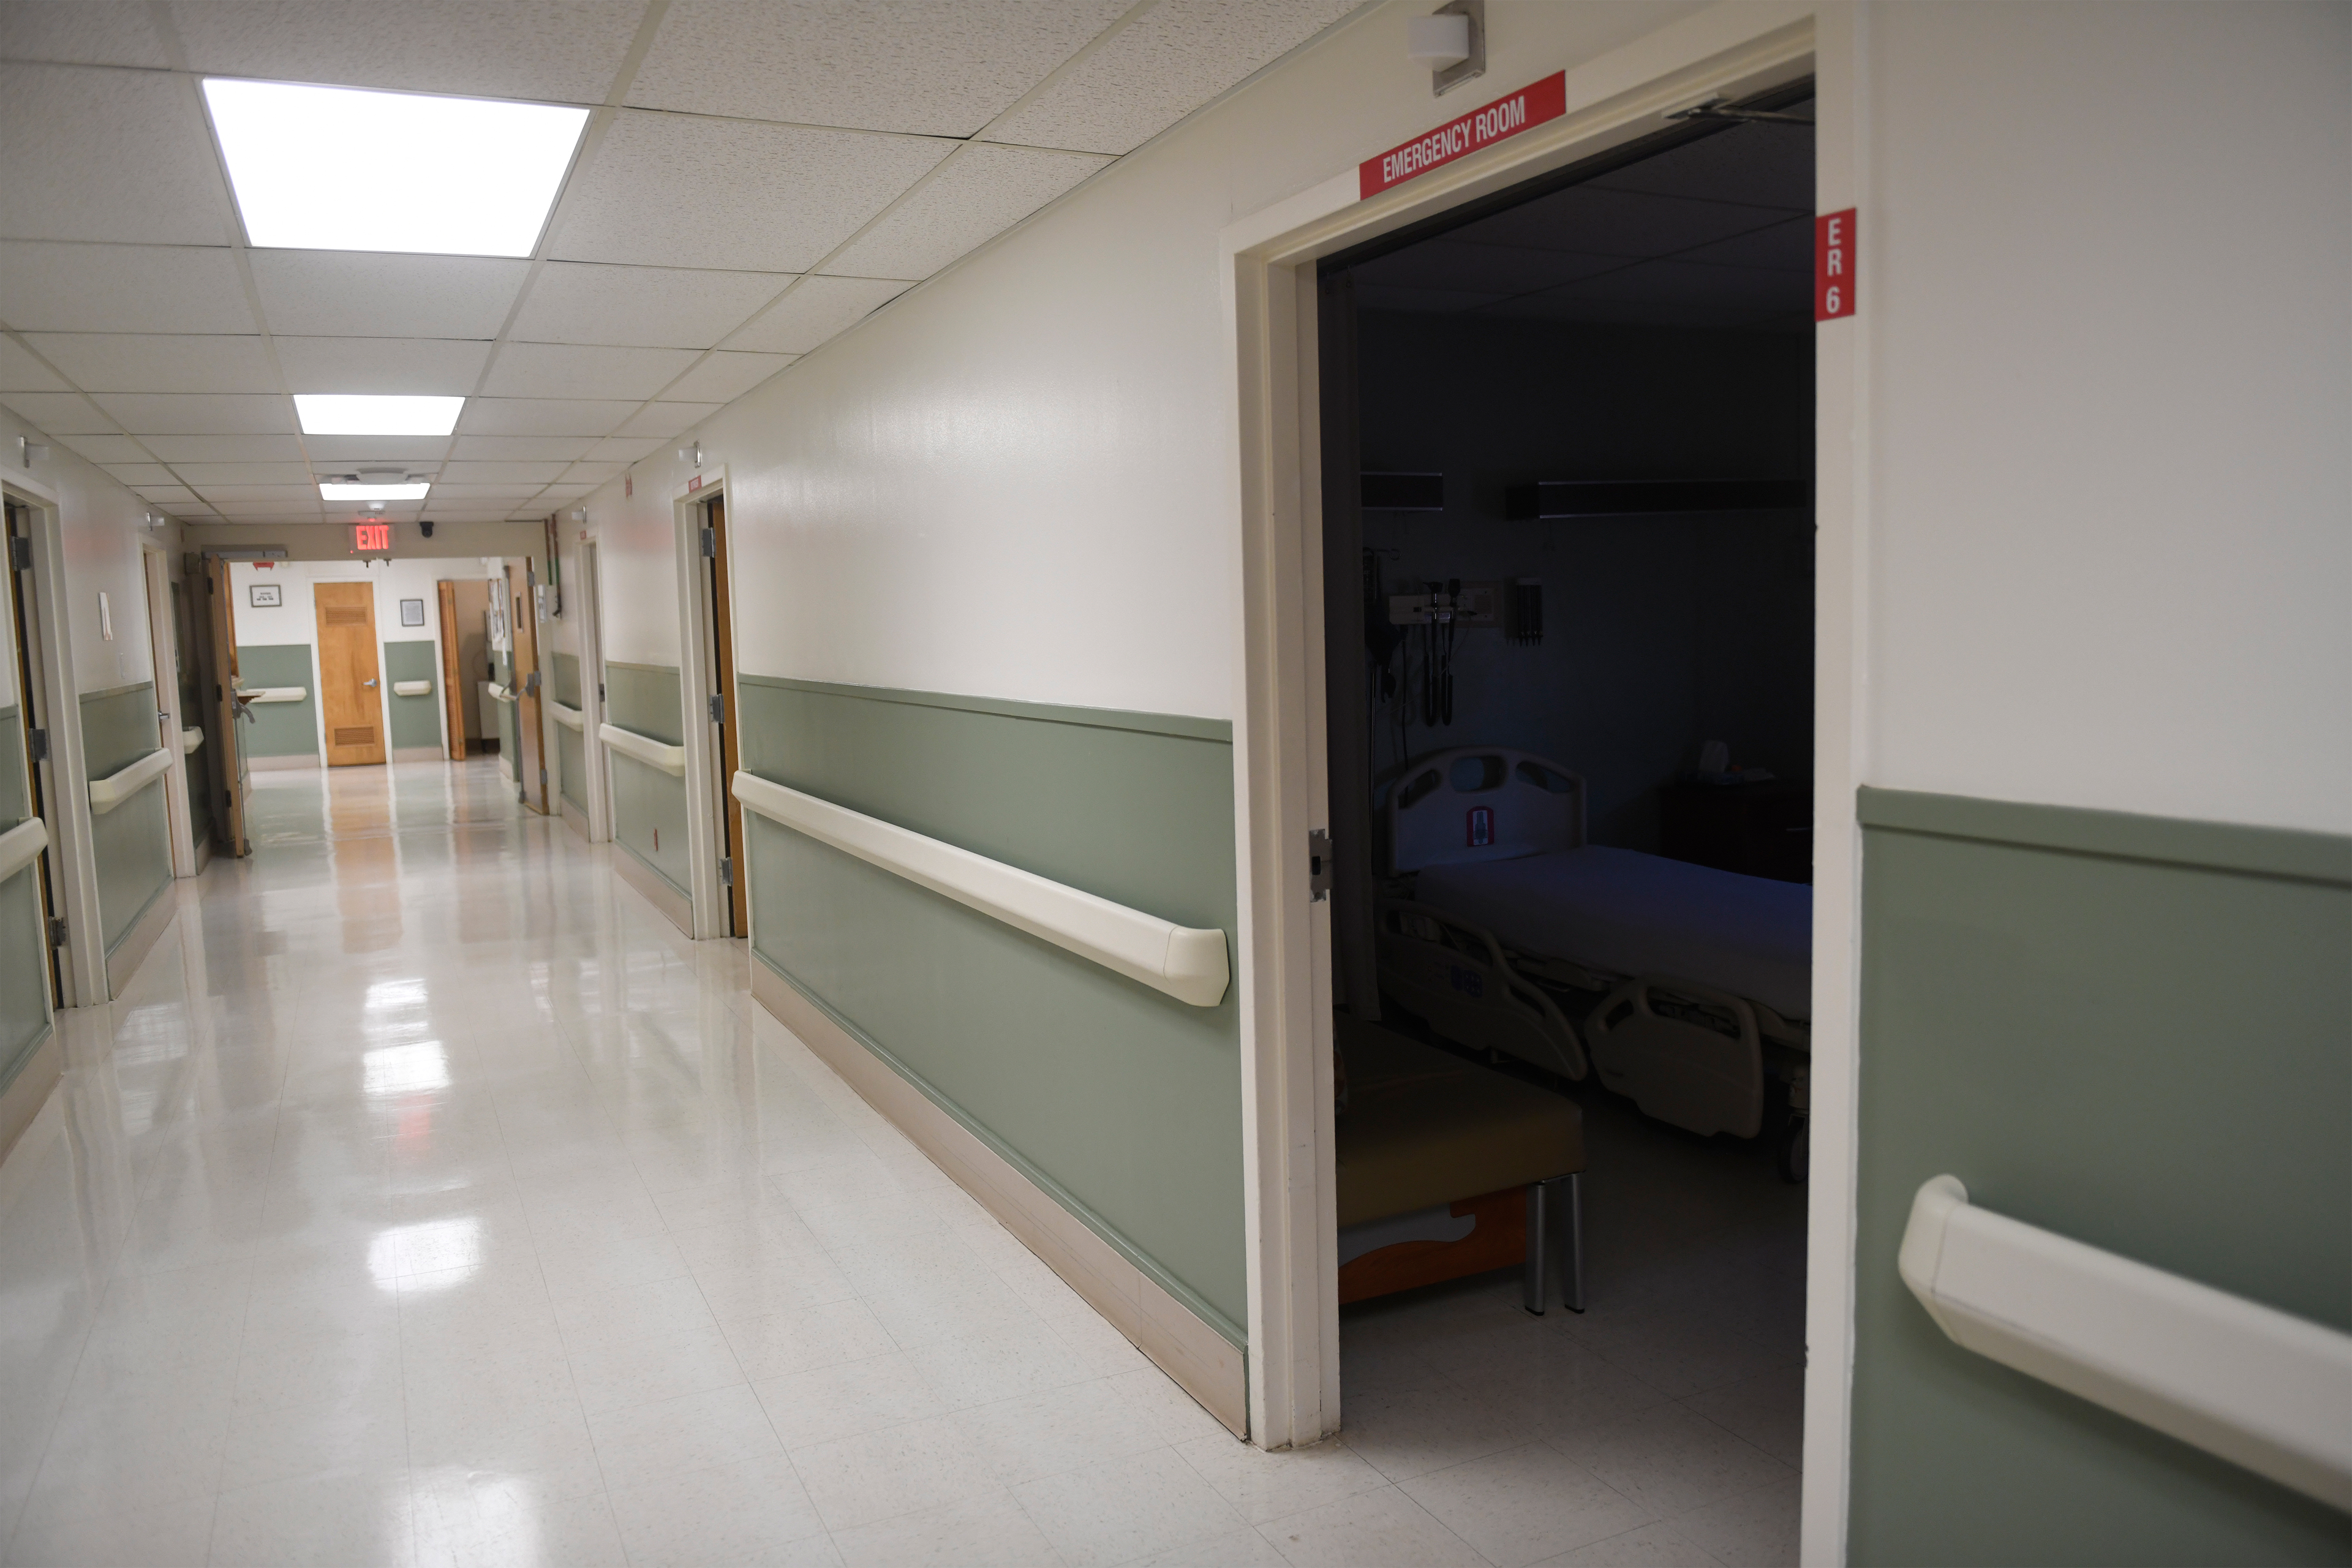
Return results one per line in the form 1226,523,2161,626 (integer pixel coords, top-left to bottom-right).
1816,209,1856,321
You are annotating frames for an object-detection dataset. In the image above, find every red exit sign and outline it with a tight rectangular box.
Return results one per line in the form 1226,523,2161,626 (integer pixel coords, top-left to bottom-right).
352,522,392,552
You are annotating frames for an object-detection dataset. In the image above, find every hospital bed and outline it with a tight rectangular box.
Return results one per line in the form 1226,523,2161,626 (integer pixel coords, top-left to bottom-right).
1373,747,1812,1180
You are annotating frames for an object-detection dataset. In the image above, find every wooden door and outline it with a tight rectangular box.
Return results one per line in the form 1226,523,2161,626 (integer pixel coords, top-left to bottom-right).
507,564,546,813
435,579,467,761
314,582,385,766
706,496,747,935
201,555,249,856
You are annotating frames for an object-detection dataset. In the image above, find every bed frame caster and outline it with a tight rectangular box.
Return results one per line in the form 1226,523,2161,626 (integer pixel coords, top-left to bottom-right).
1523,1173,1585,1316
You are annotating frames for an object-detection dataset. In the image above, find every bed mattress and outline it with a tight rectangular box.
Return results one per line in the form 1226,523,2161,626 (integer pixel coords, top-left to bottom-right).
1413,846,1812,1020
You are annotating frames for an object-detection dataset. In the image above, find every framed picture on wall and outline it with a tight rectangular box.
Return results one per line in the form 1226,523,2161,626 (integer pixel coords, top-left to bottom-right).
248,583,281,608
400,598,425,627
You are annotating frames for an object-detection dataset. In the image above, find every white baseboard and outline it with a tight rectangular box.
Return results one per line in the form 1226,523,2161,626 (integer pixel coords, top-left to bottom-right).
391,745,443,763
247,753,318,771
104,886,177,998
0,1031,61,1183
612,846,693,936
561,796,591,842
749,957,1248,1438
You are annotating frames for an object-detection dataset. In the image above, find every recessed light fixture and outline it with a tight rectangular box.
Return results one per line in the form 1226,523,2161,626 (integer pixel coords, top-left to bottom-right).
321,481,430,501
295,394,463,437
202,78,589,257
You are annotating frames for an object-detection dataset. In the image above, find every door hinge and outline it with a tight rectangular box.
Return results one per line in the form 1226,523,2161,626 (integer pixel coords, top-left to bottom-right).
48,917,66,948
598,682,605,703
8,537,28,571
700,527,717,559
719,856,733,887
708,695,723,723
1308,828,1333,901
538,766,548,786
26,727,48,763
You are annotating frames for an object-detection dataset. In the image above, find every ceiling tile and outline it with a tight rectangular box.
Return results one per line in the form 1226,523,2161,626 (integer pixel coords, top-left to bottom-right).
168,0,646,102
610,402,722,439
0,243,256,333
540,483,596,499
1677,215,1813,273
507,263,792,350
0,393,119,434
175,462,317,485
582,436,663,464
448,435,592,462
1589,123,1815,211
142,434,307,462
249,252,530,339
274,336,491,395
721,276,909,355
1352,241,1626,299
982,0,1357,155
102,463,179,486
1483,293,1789,333
24,334,279,394
0,65,230,246
303,438,452,464
190,484,320,501
0,337,72,393
132,485,202,505
1352,285,1512,316
1542,257,1811,313
56,432,154,464
560,461,627,484
627,0,1127,137
90,393,295,434
1453,187,1797,260
660,352,795,404
455,399,638,437
823,143,1109,282
429,484,551,499
0,3,177,68
479,343,698,401
437,461,568,484
549,111,953,273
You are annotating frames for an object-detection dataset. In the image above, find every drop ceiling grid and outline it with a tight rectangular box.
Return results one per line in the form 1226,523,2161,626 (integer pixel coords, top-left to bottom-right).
0,0,1372,524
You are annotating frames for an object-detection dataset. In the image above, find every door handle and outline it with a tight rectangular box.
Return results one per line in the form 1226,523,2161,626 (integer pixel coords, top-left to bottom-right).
364,679,378,688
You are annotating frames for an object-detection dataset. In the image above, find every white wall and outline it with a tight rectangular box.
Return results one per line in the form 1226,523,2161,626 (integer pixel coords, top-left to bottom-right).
0,404,172,698
1862,2,2350,835
228,557,462,759
571,0,2348,835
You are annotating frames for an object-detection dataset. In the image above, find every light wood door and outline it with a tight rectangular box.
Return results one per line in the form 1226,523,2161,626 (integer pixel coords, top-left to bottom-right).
435,580,467,761
706,496,746,936
314,582,385,766
200,554,249,856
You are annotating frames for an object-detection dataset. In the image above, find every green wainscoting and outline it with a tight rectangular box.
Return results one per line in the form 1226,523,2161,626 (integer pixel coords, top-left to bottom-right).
382,640,440,752
0,702,50,1095
737,676,1245,1342
80,682,172,956
236,644,318,759
606,662,688,893
551,654,586,810
551,652,581,708
1850,787,2352,1566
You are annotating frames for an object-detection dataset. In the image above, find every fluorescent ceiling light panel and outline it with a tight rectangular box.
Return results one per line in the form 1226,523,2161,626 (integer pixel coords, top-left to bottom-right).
295,394,463,435
320,481,430,500
203,79,589,257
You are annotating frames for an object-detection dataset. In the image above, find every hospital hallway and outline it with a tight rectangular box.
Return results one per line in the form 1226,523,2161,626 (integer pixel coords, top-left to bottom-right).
0,758,1802,1568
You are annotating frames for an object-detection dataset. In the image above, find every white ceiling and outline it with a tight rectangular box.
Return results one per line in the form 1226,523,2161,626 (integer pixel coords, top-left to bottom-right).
0,0,1360,527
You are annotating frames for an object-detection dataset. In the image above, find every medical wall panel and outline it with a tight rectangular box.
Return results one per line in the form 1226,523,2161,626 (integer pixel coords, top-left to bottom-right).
79,680,170,954
739,677,1245,1339
1849,787,2351,1564
235,645,319,762
605,660,690,895
382,640,440,756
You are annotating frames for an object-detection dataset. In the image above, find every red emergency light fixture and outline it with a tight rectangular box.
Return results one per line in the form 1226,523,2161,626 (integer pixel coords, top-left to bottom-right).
351,521,393,553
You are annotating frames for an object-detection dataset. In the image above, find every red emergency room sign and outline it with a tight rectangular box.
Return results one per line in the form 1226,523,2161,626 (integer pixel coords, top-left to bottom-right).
1361,73,1567,198
1816,208,1856,320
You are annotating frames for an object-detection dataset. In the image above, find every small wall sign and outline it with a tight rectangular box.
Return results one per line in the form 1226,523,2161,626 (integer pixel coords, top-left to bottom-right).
1816,208,1856,321
400,597,425,627
248,582,282,608
1360,72,1567,198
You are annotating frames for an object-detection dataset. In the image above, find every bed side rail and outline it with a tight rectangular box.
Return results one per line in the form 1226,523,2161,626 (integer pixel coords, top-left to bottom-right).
1374,899,1587,1080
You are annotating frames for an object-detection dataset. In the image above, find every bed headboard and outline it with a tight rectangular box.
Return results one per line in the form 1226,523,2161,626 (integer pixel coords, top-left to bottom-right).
1383,747,1587,872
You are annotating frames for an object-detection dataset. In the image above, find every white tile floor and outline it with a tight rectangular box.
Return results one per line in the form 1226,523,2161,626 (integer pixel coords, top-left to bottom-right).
0,760,1801,1567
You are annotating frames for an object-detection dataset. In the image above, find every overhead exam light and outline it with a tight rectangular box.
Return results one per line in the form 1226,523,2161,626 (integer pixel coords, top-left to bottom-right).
202,78,588,257
295,394,463,436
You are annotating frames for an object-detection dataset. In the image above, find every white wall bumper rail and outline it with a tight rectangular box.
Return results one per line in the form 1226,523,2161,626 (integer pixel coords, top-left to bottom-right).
731,771,1230,1008
1900,1175,2352,1509
549,700,586,731
179,726,203,755
601,722,685,777
239,686,305,704
0,816,47,883
391,679,433,697
487,682,518,704
88,748,175,815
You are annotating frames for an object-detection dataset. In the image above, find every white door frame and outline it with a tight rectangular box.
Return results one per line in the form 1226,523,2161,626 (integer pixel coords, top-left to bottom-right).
1221,9,1866,1560
574,536,613,843
140,538,197,879
3,473,104,1008
669,469,730,940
